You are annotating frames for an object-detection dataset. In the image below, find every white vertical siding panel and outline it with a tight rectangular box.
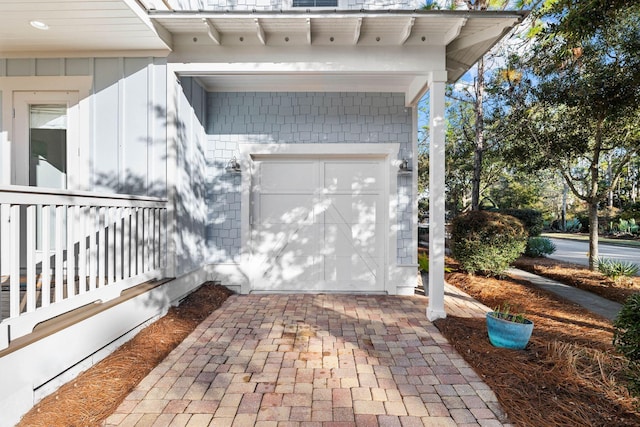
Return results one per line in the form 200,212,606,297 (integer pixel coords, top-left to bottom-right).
93,58,121,193
41,205,51,307
35,59,62,76
151,58,168,198
6,59,34,76
123,58,151,196
65,58,91,76
26,205,36,312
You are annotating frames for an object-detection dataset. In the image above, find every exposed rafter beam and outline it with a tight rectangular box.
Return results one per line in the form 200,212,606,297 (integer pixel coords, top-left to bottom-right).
203,18,220,45
442,18,467,45
399,17,415,45
255,19,266,45
353,18,362,45
306,18,312,44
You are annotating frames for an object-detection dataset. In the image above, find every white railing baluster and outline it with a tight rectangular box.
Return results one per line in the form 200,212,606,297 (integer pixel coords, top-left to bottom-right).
0,186,167,348
89,207,97,292
107,207,115,286
26,205,36,312
66,206,77,298
98,207,105,288
78,207,87,294
145,208,152,273
131,208,138,276
55,205,64,303
123,208,131,280
115,207,122,282
137,208,143,275
153,208,158,269
9,205,20,317
41,205,51,307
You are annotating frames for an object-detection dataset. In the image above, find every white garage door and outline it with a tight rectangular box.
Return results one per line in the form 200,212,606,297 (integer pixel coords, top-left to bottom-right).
250,158,385,292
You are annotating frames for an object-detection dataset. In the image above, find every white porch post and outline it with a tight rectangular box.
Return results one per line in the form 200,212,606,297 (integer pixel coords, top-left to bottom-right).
427,72,447,321
165,67,178,279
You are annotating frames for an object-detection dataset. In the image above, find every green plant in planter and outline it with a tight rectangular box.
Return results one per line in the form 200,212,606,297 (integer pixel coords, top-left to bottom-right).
490,303,528,323
486,303,534,349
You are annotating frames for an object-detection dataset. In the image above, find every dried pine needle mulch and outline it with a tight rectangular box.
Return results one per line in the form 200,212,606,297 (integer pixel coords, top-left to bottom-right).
514,256,640,304
440,267,640,427
18,283,233,427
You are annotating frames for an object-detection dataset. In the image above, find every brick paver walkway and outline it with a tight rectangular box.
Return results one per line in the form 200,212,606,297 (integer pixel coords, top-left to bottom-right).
105,293,508,427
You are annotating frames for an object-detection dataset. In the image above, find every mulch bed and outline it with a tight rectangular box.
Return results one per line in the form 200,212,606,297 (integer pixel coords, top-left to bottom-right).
15,257,640,427
440,264,640,427
514,257,640,304
18,283,233,427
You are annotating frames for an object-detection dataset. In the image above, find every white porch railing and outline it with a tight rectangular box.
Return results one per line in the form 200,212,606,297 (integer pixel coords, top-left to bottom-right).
0,186,168,351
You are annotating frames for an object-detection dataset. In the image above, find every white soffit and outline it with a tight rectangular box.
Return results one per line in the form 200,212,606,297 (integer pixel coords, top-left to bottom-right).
0,0,171,57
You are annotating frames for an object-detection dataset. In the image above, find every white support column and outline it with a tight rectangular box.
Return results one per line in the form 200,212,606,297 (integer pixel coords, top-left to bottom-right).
427,73,447,321
165,68,178,279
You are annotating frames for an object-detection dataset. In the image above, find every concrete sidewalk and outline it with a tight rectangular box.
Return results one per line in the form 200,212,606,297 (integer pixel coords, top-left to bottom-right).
507,268,623,322
105,293,509,427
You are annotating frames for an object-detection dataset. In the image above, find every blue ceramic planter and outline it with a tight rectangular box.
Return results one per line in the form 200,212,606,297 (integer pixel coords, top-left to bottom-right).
486,312,534,350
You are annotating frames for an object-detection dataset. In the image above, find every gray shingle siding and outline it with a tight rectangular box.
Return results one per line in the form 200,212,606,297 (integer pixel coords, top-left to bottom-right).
205,91,414,264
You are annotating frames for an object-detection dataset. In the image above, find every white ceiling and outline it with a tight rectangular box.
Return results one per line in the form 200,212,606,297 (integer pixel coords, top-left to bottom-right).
0,0,171,57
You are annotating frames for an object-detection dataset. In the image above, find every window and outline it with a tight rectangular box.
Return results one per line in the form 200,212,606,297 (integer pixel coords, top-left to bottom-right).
292,0,337,7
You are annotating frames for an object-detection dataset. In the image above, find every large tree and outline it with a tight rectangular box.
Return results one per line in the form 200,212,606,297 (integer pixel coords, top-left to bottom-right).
496,4,640,269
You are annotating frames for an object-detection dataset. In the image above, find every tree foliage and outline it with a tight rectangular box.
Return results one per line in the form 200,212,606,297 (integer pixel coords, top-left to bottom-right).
494,2,640,268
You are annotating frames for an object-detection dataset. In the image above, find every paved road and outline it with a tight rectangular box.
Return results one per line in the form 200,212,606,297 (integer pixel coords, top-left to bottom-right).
548,238,640,275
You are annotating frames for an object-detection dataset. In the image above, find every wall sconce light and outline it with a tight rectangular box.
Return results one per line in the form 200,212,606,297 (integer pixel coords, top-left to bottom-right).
398,148,412,175
226,156,241,173
399,158,412,173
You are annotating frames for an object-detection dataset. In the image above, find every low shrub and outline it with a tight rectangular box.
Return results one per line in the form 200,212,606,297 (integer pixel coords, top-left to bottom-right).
524,236,556,257
418,253,429,273
450,210,527,276
613,294,640,397
597,258,639,285
500,208,544,237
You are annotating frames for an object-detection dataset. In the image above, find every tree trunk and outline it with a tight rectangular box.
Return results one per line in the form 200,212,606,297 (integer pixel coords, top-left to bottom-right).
588,201,599,270
471,57,485,211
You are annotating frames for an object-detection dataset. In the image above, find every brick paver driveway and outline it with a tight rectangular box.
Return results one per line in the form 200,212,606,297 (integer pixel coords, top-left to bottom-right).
105,294,509,427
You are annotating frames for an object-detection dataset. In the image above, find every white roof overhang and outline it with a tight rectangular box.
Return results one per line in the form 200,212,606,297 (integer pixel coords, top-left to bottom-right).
154,10,525,105
0,0,172,58
0,0,526,105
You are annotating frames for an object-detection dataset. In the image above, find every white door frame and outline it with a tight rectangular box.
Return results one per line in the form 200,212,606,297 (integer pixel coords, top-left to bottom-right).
238,142,400,294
